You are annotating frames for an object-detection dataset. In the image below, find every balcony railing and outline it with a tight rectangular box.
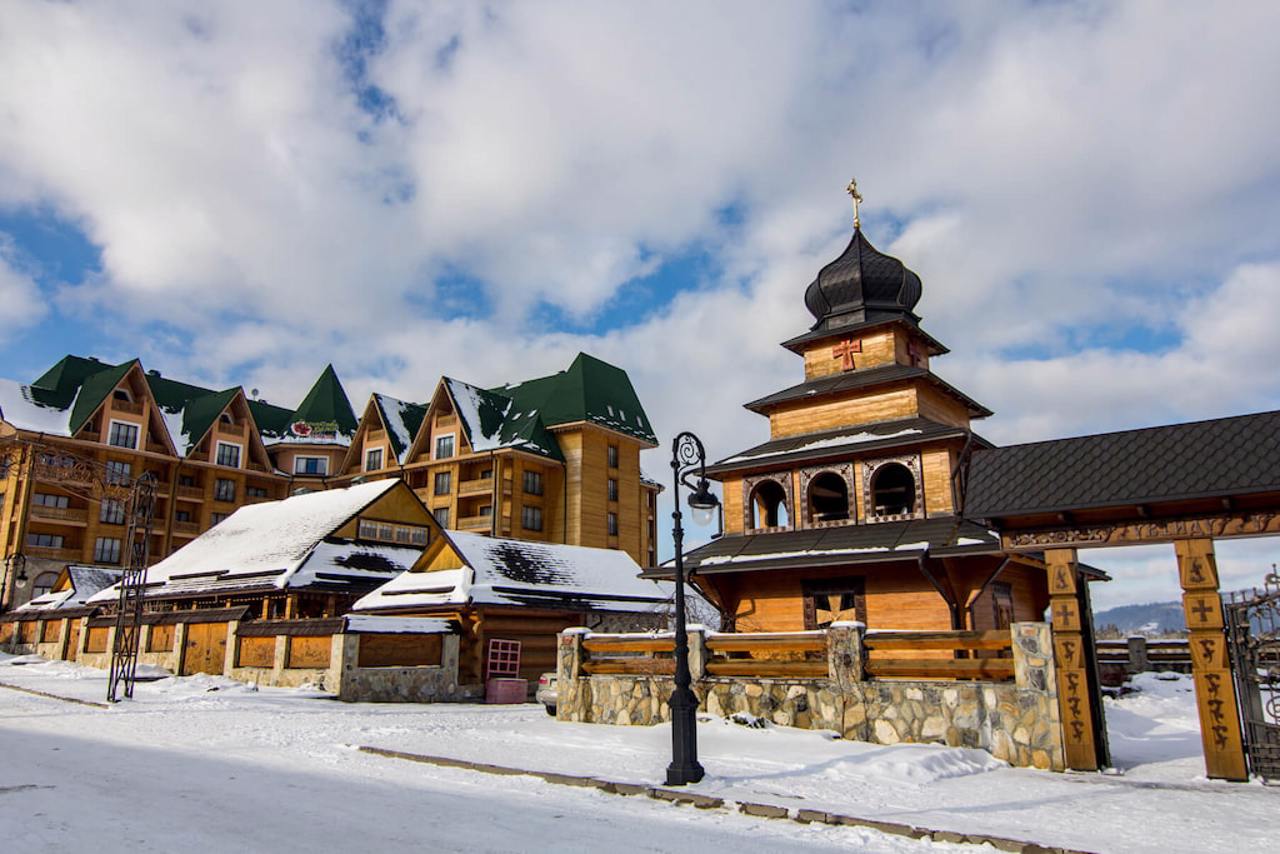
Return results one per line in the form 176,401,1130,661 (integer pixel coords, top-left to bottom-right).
146,441,170,455
29,505,89,524
26,545,81,561
457,514,493,531
111,398,144,416
457,476,494,497
172,520,200,536
218,422,247,437
246,462,269,473
176,485,204,501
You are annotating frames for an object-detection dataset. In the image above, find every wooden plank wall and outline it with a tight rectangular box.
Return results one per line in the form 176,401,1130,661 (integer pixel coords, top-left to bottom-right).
237,635,275,668
85,626,108,653
286,635,331,669
147,623,175,653
358,633,443,668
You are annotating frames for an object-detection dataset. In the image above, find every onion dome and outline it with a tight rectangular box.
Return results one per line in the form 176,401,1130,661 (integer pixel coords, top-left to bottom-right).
804,227,923,333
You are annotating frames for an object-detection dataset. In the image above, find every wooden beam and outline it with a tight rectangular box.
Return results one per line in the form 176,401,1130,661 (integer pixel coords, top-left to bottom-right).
1002,508,1280,550
1045,548,1100,771
1174,538,1248,781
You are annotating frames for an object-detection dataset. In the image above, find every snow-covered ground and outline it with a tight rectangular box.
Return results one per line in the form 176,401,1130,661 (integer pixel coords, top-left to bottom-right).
1,656,1275,853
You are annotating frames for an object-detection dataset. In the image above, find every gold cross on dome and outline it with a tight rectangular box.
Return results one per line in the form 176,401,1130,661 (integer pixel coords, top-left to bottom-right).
846,177,862,228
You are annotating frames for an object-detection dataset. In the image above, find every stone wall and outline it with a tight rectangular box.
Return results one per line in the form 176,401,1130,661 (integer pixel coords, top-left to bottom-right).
557,622,1065,771
337,633,470,703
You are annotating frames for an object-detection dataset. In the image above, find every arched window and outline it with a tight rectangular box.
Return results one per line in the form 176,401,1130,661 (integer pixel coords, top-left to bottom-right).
808,472,850,524
749,479,790,529
871,463,916,516
31,572,58,599
219,412,234,425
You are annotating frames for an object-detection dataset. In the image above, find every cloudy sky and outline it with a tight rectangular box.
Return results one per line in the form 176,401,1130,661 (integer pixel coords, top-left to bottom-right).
2,1,1278,610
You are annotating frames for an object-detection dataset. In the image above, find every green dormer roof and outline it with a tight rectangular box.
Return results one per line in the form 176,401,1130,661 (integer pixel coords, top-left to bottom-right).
442,377,564,462
497,353,657,445
68,360,137,436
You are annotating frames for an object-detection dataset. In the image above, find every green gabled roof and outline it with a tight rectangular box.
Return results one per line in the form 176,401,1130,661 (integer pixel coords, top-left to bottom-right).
372,394,428,463
68,360,137,435
178,388,241,453
289,364,359,438
496,353,657,445
31,355,113,408
248,399,294,439
442,377,563,462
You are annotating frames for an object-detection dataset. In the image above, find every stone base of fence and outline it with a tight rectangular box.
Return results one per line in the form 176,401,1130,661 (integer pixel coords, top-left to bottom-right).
557,622,1065,771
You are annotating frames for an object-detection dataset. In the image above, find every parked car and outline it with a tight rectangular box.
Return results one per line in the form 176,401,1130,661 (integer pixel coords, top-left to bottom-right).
537,672,557,715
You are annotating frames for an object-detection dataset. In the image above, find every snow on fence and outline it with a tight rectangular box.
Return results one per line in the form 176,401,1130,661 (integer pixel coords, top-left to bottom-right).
558,622,1067,771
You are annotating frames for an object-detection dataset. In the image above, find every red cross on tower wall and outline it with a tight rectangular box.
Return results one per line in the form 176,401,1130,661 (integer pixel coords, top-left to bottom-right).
832,338,861,371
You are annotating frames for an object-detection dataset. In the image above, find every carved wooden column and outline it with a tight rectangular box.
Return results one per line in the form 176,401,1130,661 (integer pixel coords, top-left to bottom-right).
1045,548,1098,770
1174,538,1248,781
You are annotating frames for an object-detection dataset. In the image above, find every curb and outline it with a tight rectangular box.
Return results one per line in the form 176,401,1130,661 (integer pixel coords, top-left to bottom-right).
0,681,110,709
357,745,1094,854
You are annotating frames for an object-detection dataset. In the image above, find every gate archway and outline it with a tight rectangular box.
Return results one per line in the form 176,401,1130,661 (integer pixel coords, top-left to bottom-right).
962,408,1280,781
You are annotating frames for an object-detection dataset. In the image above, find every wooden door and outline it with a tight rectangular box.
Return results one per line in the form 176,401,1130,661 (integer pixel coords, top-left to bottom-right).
65,621,81,661
181,622,228,676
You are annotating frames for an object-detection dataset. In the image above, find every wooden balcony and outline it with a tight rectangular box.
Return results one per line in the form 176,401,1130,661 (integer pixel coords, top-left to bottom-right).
172,520,200,537
457,476,494,497
29,505,89,525
146,441,170,455
111,398,144,416
245,493,274,504
457,514,493,531
218,422,247,437
26,545,81,561
246,462,269,473
176,485,205,501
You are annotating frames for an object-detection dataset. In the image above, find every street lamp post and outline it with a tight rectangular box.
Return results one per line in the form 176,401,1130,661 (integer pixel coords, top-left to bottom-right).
666,431,720,787
1,553,27,612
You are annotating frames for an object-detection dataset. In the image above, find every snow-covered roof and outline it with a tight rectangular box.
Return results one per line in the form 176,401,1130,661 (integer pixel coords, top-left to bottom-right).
0,378,74,435
353,531,675,614
372,393,423,463
88,481,418,603
341,615,456,634
15,566,123,613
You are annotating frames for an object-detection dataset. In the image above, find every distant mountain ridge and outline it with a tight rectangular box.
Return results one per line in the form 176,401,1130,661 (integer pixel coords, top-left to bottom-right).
1093,601,1185,635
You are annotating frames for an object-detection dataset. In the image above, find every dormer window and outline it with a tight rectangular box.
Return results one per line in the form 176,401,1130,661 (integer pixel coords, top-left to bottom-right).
365,447,384,471
113,389,132,402
435,434,455,460
108,420,140,450
219,413,234,426
215,441,242,468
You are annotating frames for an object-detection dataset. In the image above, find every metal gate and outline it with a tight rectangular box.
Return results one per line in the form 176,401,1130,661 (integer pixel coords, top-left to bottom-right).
1225,573,1280,781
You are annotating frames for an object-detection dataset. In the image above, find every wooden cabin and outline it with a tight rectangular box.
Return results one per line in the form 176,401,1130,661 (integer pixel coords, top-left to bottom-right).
352,530,673,690
667,214,1106,647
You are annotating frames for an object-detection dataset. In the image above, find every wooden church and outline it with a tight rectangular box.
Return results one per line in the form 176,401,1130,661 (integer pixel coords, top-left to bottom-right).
677,185,1104,637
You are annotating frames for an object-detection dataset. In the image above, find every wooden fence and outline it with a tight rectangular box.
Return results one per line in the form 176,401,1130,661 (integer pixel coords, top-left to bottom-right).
576,627,1020,683
1096,636,1192,685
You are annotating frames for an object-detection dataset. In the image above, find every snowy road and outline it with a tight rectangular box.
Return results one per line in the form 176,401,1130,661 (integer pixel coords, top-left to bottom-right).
1,657,1277,853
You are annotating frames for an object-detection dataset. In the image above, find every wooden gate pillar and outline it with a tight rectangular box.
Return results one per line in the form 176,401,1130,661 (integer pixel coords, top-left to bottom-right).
1174,538,1248,781
1045,548,1099,770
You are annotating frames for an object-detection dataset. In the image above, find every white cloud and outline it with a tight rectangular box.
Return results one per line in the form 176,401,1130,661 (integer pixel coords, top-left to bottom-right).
0,238,46,329
2,1,1280,607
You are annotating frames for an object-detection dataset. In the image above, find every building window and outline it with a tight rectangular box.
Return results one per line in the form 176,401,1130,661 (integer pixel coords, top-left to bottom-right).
435,434,455,460
33,492,70,509
807,471,851,524
434,470,452,496
607,512,618,536
175,510,192,523
94,536,123,564
607,478,618,502
359,519,430,546
31,572,58,598
210,512,230,526
214,478,236,503
179,474,196,487
100,498,126,525
365,447,384,472
294,456,328,475
607,444,619,468
523,470,543,495
522,505,543,532
113,389,131,402
748,479,790,529
803,577,866,630
27,533,65,549
215,442,242,468
992,582,1015,630
246,486,268,499
105,460,132,485
108,421,140,449
870,463,916,517
219,412,233,426
433,507,450,528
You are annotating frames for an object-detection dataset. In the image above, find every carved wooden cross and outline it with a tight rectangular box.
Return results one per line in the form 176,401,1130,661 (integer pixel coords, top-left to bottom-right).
1191,598,1214,624
1054,602,1075,625
832,338,861,371
816,594,858,626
